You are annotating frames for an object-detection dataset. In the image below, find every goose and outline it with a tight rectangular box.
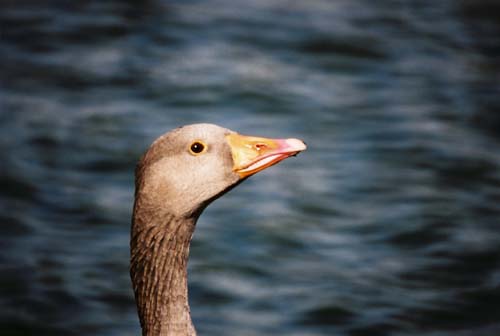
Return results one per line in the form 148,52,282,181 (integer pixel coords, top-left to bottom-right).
131,123,306,336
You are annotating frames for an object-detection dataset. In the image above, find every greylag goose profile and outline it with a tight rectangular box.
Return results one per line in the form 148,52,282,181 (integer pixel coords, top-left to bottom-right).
131,123,306,336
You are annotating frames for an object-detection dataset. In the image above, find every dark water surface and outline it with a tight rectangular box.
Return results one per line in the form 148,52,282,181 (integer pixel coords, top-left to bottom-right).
2,1,500,335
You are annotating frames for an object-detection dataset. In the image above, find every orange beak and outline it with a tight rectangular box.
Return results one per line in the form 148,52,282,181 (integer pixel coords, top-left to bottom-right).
226,133,307,178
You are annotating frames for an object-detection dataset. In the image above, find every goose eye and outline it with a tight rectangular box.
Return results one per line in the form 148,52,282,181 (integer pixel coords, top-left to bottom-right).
189,141,206,155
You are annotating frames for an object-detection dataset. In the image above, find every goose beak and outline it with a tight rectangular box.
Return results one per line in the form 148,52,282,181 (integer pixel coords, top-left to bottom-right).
226,133,307,178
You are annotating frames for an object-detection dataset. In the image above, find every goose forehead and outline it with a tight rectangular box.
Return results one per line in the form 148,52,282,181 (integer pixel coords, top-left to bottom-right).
179,123,233,138
149,124,230,148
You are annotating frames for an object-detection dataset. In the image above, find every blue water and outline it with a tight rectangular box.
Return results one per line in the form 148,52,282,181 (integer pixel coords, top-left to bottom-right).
1,1,500,335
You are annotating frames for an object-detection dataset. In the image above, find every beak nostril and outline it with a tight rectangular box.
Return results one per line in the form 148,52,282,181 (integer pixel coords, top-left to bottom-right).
254,143,267,151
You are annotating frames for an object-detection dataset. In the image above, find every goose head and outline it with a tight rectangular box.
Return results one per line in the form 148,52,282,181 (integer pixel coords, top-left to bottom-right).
134,123,307,219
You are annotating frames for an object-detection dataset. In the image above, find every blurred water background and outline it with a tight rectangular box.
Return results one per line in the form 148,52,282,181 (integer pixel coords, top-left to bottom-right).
1,1,500,335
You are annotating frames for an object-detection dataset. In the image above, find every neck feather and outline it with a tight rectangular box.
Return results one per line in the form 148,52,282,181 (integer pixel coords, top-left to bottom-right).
131,212,197,336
